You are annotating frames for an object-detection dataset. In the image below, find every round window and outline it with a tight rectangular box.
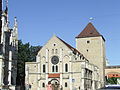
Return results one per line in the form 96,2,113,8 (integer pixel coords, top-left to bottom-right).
51,56,59,64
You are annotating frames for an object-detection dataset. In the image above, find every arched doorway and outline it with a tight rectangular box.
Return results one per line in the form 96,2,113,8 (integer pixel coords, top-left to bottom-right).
50,79,60,90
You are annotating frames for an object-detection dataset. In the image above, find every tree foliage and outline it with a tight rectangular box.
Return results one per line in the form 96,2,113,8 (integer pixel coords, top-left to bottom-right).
16,40,42,86
106,77,120,84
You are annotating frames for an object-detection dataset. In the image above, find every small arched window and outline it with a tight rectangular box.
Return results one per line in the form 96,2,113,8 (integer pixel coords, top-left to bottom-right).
52,66,54,72
52,49,54,54
43,65,45,73
56,65,58,72
42,83,45,87
65,64,68,72
55,49,57,54
65,82,67,87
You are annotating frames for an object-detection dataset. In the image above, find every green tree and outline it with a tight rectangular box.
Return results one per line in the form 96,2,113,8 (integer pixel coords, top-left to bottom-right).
16,40,42,87
106,77,118,84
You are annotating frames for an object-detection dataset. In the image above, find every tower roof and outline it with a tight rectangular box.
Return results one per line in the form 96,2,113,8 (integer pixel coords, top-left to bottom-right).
76,23,105,41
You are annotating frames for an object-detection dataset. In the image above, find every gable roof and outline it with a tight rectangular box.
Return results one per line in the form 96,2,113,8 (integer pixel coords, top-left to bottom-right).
76,23,105,41
57,36,82,55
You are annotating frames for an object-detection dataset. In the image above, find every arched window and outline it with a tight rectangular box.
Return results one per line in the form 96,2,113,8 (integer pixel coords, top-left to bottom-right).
52,49,54,54
43,65,45,73
52,66,54,72
65,82,67,87
56,65,58,72
42,83,45,87
65,64,68,72
55,49,58,54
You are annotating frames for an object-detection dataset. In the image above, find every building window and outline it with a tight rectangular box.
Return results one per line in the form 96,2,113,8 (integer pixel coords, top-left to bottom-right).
55,49,58,54
52,49,54,54
56,65,58,72
80,55,81,59
75,58,77,60
82,57,84,60
87,49,88,52
43,65,45,73
52,66,54,72
65,64,68,72
87,40,90,44
42,83,45,88
54,44,56,46
65,82,67,87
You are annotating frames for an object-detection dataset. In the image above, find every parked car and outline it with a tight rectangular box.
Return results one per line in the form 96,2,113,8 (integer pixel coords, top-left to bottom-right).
97,85,120,90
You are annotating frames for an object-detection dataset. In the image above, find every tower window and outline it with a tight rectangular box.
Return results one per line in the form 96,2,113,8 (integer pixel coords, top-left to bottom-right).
43,65,46,73
87,40,90,44
65,82,67,87
87,49,88,52
42,83,45,87
65,64,68,72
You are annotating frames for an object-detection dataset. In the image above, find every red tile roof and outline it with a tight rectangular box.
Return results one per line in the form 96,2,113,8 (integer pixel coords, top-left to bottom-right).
76,23,105,41
48,73,60,78
107,74,120,78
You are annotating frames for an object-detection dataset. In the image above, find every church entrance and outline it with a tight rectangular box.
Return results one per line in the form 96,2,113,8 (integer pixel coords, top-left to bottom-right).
50,79,60,90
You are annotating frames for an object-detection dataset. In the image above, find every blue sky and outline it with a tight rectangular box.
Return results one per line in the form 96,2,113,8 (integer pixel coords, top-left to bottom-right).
7,0,120,65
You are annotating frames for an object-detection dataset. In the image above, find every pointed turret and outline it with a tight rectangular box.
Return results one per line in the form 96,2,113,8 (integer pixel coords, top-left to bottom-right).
13,17,18,37
14,17,18,27
12,17,18,47
5,0,8,20
4,8,8,25
76,23,105,41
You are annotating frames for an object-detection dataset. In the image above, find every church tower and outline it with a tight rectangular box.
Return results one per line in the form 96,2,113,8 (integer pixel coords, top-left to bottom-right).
0,0,18,89
76,23,106,87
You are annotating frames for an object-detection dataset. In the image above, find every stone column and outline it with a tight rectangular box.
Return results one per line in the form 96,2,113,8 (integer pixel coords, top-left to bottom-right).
92,66,95,90
37,55,41,90
69,53,72,90
25,65,29,90
45,49,49,85
1,15,5,44
8,51,12,85
0,56,3,85
81,62,85,90
60,48,63,87
92,66,99,90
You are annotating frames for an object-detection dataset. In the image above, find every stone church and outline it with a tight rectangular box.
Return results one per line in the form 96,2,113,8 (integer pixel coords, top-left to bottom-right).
25,22,106,90
0,0,18,89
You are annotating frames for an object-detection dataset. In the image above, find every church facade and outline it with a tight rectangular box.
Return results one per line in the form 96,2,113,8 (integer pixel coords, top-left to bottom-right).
0,0,18,89
25,23,106,90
